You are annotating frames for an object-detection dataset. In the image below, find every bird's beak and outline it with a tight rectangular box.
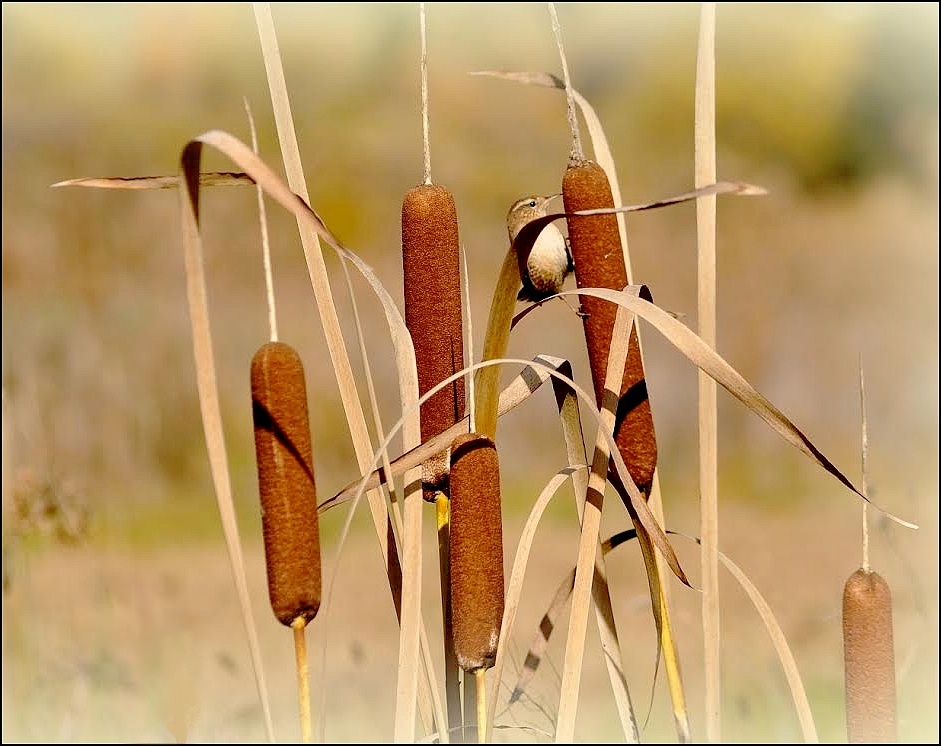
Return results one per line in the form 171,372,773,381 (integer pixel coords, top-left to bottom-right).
547,193,563,203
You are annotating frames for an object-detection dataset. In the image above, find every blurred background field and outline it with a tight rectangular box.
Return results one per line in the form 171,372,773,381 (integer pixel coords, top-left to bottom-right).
2,2,938,743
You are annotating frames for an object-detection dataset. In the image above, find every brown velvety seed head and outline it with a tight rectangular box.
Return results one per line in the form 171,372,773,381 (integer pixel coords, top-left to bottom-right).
842,568,897,743
402,184,466,499
562,160,657,494
449,432,504,672
251,341,322,626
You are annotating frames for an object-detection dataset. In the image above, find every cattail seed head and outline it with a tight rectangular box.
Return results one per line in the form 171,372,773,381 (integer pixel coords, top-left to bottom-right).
843,567,897,743
251,341,322,626
562,159,657,495
449,432,504,672
402,183,466,499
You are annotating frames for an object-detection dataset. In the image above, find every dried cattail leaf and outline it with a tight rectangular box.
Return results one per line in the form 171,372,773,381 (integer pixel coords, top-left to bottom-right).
449,433,505,672
251,341,322,626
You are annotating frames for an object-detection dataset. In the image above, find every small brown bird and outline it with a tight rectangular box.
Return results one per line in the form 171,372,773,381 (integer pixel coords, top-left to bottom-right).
506,194,574,303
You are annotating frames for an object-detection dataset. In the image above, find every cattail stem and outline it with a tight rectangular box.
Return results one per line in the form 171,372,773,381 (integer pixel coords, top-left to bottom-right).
292,617,313,743
419,2,431,184
462,671,477,744
437,493,462,742
474,669,487,744
402,182,464,743
547,2,583,163
859,359,871,571
695,3,720,741
843,361,896,742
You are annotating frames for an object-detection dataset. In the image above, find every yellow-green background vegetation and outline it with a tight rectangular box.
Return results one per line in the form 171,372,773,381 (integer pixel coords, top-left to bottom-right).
2,2,937,743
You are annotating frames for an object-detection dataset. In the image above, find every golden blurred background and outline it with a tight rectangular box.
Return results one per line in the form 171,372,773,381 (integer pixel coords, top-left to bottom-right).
2,3,938,743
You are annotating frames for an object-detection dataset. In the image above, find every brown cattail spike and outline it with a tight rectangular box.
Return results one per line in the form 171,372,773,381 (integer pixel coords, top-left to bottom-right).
843,568,897,743
562,159,657,495
449,433,505,672
402,183,466,498
251,341,322,626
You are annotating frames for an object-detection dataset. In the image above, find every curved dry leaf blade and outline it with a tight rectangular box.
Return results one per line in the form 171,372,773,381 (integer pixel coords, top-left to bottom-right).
178,143,275,742
488,468,582,725
336,257,426,743
676,530,820,743
510,181,765,283
52,172,253,190
251,12,442,734
510,566,576,706
474,245,524,440
320,354,569,512
178,128,446,740
546,355,638,740
513,525,818,743
508,529,637,714
561,286,916,530
718,549,818,742
556,298,634,740
332,355,688,591
180,130,423,439
470,69,561,88
338,352,687,594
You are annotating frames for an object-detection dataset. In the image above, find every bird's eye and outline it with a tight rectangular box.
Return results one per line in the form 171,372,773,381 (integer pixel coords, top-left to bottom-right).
528,200,537,208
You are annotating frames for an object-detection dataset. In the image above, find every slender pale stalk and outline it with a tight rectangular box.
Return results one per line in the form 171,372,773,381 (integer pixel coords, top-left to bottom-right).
437,494,462,743
695,3,720,741
474,670,488,744
292,617,312,743
859,360,871,572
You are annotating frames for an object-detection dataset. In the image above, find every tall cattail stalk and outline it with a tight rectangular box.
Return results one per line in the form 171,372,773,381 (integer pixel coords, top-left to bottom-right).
694,3,720,741
401,6,467,740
